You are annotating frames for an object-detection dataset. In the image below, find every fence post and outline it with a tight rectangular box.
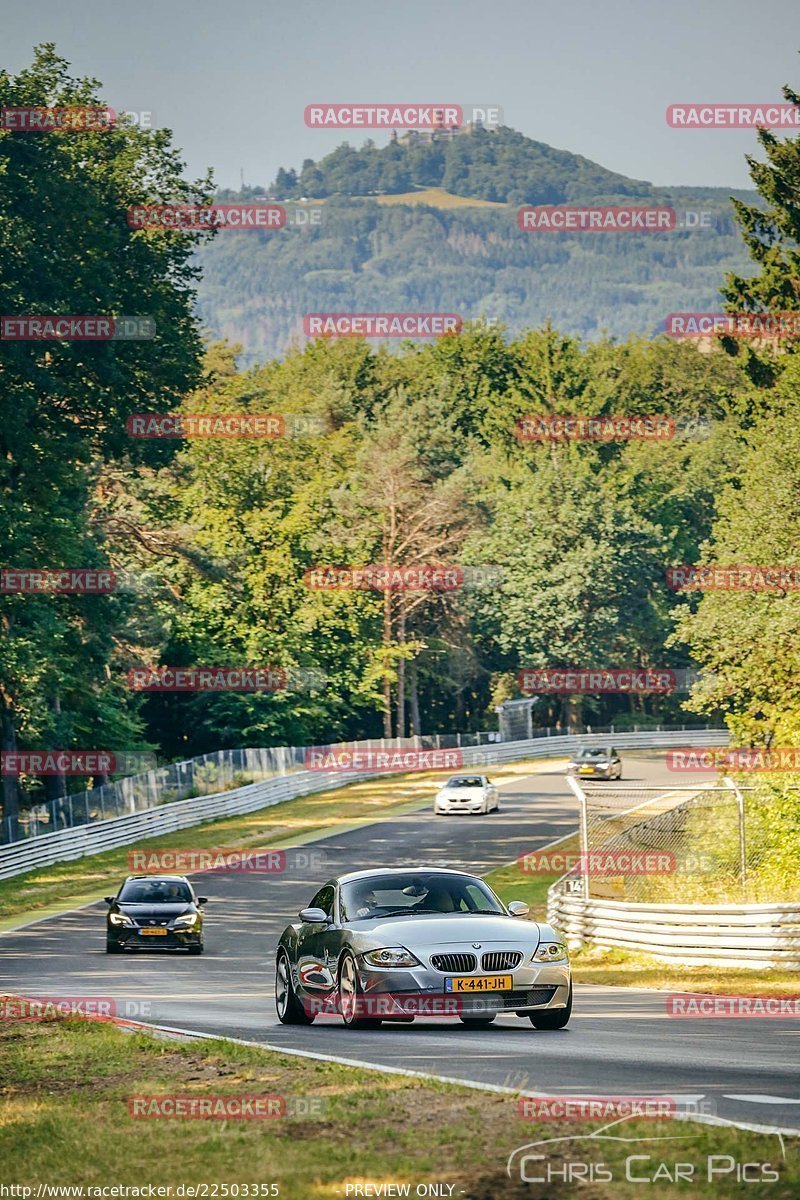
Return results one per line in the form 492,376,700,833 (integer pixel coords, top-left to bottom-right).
566,774,590,903
723,775,747,902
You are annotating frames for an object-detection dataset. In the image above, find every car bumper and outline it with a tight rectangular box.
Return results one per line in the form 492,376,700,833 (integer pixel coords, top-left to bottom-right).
108,928,203,950
434,801,486,813
356,961,571,1015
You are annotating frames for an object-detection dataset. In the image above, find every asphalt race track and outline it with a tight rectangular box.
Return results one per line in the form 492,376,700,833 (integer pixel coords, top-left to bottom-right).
2,755,798,1135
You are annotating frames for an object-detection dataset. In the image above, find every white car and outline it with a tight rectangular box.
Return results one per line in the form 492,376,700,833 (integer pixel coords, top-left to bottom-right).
434,774,499,815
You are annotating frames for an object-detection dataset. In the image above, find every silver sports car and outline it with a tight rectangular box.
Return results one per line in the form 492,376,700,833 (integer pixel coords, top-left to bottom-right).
275,867,571,1030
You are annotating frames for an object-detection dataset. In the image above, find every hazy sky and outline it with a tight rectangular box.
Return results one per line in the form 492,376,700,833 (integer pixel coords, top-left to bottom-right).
3,0,799,191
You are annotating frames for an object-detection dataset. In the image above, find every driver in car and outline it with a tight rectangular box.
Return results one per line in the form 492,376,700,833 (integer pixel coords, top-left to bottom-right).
355,889,381,919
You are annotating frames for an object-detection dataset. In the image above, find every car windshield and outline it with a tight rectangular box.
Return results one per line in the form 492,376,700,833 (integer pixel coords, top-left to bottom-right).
576,749,610,759
118,880,192,904
340,872,504,921
444,776,483,788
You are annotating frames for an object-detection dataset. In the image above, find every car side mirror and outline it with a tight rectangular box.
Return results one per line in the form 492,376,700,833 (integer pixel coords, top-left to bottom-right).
104,897,115,905
508,900,530,918
197,897,208,905
299,907,329,924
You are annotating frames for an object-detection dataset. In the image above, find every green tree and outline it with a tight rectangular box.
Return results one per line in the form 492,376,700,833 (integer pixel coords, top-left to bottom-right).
0,45,209,836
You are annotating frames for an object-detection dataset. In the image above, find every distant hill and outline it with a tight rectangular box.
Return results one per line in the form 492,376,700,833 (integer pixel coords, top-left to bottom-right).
196,126,757,361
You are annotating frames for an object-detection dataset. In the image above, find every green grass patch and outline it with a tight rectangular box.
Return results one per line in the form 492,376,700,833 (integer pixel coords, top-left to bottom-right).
0,1019,797,1197
568,943,800,996
374,186,508,209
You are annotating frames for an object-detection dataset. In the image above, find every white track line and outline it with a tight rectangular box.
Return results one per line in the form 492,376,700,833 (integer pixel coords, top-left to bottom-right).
137,1019,800,1137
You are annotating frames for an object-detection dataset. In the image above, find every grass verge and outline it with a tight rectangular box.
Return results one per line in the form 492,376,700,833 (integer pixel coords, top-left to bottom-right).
1,1018,797,1198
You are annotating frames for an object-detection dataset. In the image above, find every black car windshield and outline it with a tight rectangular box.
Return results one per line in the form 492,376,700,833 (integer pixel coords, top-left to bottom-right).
444,776,483,788
340,872,504,921
118,880,192,904
576,749,610,759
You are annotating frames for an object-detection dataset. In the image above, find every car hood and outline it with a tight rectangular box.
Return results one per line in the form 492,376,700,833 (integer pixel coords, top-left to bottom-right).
348,913,540,946
116,903,194,919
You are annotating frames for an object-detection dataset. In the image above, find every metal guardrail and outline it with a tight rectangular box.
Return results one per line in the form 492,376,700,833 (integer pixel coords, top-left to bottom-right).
547,892,800,968
0,727,725,882
547,761,800,968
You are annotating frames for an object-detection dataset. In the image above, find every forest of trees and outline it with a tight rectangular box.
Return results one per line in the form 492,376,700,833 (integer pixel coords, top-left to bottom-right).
196,196,754,360
205,129,758,360
3,47,800,833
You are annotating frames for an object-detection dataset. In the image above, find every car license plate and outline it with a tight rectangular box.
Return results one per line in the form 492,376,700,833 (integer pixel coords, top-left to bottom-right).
579,766,594,774
139,927,167,936
445,974,512,993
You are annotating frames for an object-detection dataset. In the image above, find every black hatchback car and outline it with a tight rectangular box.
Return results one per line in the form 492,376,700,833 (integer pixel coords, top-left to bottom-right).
105,875,207,954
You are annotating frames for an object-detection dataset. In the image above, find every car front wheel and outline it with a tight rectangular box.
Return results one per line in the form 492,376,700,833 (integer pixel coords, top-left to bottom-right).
275,950,315,1025
339,951,381,1029
528,982,572,1029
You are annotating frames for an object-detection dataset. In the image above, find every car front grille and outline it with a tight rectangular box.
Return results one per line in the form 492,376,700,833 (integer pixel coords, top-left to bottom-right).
481,951,523,971
133,919,170,928
430,952,478,973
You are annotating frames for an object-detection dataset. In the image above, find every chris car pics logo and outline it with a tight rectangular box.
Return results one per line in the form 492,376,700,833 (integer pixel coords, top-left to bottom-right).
507,1116,784,1185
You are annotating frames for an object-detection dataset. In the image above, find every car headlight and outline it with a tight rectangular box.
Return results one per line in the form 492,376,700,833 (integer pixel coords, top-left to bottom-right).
173,913,198,928
108,912,134,927
532,941,568,962
362,947,421,968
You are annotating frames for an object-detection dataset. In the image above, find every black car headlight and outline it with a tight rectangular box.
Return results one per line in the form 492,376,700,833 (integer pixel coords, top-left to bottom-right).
362,947,421,968
173,913,199,928
108,912,134,927
532,941,568,962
